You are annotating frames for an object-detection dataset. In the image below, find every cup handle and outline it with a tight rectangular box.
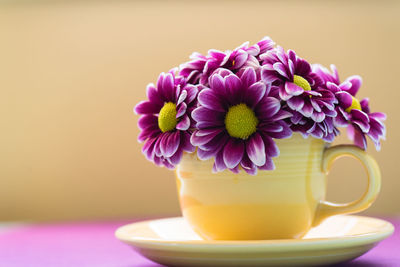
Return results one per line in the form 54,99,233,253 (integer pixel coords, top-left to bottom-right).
312,144,381,226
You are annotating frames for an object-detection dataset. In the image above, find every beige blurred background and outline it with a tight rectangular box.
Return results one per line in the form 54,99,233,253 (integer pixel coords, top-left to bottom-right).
0,1,399,222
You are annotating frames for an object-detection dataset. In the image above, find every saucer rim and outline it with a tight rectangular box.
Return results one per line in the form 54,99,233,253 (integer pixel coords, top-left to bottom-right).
115,215,394,252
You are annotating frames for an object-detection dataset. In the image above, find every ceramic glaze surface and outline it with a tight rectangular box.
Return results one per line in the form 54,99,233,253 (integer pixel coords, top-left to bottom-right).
175,134,381,240
115,215,394,267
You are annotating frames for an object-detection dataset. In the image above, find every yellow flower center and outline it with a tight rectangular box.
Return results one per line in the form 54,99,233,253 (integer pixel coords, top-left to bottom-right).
158,102,177,132
293,75,311,91
225,103,258,139
345,96,362,113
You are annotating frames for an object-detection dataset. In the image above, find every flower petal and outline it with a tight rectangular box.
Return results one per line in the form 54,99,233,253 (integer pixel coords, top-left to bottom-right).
176,102,187,118
244,82,266,108
261,68,279,83
240,67,256,89
259,123,283,133
232,50,248,68
334,108,349,127
336,91,353,109
138,127,159,142
279,85,292,101
287,96,305,111
209,49,227,61
290,111,303,124
167,148,183,165
258,156,275,171
156,73,165,97
190,129,223,146
138,114,158,130
192,107,225,127
199,132,229,152
348,124,367,150
229,166,240,173
369,112,386,121
198,88,226,112
246,133,266,166
181,131,195,153
301,102,314,118
368,117,385,143
272,110,293,121
360,98,370,113
351,109,370,132
223,139,244,169
161,73,176,102
311,111,325,123
310,98,322,113
176,115,190,130
346,75,362,96
310,124,324,139
185,85,198,104
197,148,217,160
146,84,163,107
273,62,290,79
213,149,227,173
263,122,292,139
261,134,280,157
294,58,312,77
256,97,281,119
177,90,187,105
135,101,161,115
153,136,163,157
142,137,157,160
285,82,304,96
213,68,233,78
225,74,243,103
160,131,180,157
209,74,227,96
240,154,256,172
137,115,159,140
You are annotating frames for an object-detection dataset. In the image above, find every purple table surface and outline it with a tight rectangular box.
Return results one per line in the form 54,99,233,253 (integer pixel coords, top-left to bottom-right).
0,217,398,267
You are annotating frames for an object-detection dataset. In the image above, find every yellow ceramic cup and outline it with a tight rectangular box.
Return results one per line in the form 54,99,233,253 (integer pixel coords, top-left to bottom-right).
175,134,381,240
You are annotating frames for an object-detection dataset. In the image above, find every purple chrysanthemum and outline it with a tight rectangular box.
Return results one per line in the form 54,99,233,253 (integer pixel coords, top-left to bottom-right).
191,67,292,175
314,64,386,150
179,37,275,86
134,71,198,168
261,47,339,142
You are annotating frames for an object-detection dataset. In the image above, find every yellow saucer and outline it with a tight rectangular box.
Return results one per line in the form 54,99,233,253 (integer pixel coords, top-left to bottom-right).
115,215,393,266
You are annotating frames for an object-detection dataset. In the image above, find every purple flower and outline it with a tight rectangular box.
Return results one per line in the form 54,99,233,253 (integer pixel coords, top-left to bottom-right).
314,64,386,150
134,71,198,168
261,47,339,142
191,67,292,175
179,37,275,86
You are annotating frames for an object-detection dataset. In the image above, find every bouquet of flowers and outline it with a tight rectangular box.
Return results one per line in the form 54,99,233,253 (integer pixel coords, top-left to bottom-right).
134,37,386,175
